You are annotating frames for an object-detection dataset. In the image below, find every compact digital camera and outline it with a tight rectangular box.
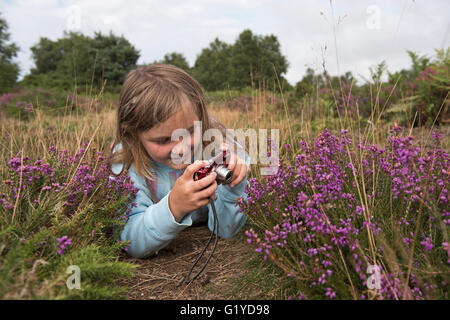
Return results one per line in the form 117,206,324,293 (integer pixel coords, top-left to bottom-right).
193,149,233,185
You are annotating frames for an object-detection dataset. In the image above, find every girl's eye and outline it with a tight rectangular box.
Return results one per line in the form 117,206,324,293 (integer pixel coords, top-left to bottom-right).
154,128,194,144
156,139,171,144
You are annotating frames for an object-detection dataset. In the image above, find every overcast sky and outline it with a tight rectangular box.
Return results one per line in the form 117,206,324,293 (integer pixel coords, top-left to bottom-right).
1,0,449,85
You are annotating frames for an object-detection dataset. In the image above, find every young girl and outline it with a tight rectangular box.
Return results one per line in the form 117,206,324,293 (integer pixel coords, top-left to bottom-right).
109,64,249,259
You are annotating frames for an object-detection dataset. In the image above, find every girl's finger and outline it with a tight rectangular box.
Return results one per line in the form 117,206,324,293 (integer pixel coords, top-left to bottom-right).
197,197,211,208
231,156,245,184
184,160,208,179
197,180,218,200
226,152,237,171
192,171,217,191
230,162,239,185
230,163,247,188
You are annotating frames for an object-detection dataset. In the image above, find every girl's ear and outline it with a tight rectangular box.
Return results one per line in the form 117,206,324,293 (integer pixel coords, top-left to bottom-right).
120,122,137,139
118,130,138,152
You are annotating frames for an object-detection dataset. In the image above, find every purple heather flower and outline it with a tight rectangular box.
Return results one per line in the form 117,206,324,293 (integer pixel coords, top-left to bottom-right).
325,288,336,299
403,237,412,246
356,205,365,215
56,235,72,255
420,237,433,252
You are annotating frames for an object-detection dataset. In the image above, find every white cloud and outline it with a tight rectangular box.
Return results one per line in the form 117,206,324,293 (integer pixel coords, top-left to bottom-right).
1,0,448,85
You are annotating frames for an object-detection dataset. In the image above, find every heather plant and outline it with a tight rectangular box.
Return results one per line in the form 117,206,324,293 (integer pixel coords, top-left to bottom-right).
0,88,114,121
240,126,449,300
0,88,72,120
0,142,138,299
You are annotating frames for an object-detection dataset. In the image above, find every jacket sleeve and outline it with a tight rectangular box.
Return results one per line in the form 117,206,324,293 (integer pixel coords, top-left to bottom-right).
111,163,194,258
206,143,250,239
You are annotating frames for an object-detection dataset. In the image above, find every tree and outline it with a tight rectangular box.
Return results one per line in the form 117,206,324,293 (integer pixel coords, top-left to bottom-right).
89,31,140,87
193,38,232,91
294,68,327,98
342,71,355,85
23,31,139,90
229,29,288,89
29,37,65,74
193,29,288,91
0,13,20,93
229,30,260,89
230,29,288,88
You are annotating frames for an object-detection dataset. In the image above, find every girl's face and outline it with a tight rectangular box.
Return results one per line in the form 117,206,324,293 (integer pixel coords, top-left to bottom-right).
138,99,202,170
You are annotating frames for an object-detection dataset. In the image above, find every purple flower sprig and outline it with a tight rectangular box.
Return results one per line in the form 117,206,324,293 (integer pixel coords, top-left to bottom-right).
56,236,72,255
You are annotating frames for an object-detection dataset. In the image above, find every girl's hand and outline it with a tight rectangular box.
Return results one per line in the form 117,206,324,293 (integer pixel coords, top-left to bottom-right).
222,143,248,188
168,160,218,222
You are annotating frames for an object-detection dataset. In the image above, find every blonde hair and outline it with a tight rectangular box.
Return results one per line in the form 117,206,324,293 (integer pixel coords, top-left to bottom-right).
108,64,227,184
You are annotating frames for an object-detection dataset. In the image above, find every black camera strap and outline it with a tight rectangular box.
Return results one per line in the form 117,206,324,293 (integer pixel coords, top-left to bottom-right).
179,196,218,285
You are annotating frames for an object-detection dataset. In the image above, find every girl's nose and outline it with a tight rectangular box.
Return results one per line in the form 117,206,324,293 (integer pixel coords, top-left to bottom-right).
176,143,189,156
170,141,192,163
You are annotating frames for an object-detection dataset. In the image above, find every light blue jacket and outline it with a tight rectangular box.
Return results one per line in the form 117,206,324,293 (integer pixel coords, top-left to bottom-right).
110,143,249,258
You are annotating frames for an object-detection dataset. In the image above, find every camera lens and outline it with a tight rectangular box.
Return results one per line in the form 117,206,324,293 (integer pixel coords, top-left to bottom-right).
215,165,233,184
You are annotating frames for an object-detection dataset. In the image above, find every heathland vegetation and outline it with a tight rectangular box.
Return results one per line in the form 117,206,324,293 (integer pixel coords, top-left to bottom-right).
0,12,449,299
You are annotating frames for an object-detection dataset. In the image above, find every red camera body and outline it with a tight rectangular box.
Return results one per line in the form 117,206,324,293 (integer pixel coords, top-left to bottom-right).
193,150,233,185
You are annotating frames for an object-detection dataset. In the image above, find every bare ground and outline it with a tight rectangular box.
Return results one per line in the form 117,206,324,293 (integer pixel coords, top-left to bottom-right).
116,225,253,300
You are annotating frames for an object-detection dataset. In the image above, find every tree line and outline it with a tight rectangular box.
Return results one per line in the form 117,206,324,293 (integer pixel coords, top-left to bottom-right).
0,12,289,93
